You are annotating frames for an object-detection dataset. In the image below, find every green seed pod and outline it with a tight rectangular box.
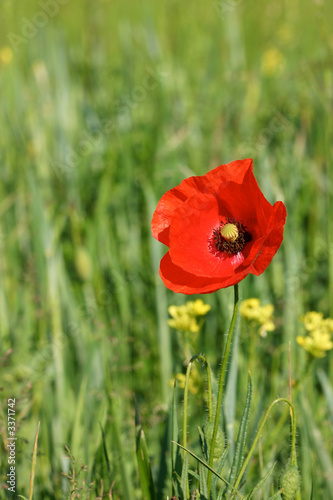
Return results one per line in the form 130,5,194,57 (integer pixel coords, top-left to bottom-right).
75,247,92,281
203,421,225,461
279,462,301,500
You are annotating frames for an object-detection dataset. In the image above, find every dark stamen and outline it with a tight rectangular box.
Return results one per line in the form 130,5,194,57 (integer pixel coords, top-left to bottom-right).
213,217,251,255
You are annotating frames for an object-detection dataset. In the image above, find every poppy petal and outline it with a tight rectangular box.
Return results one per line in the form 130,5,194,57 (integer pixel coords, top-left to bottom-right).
151,158,253,245
168,193,244,278
249,201,287,275
159,252,249,295
235,201,286,274
215,172,273,238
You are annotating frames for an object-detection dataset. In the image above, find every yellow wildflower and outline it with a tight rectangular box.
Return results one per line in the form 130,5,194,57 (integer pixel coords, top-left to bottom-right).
301,311,323,331
321,318,333,333
171,373,186,389
240,298,261,320
169,370,200,394
0,46,13,65
168,313,200,333
297,311,333,358
186,299,211,316
261,48,285,77
168,300,210,333
240,298,275,337
296,331,333,358
168,304,187,319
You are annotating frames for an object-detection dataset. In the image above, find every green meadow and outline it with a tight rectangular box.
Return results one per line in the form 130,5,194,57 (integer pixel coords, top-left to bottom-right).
1,0,333,498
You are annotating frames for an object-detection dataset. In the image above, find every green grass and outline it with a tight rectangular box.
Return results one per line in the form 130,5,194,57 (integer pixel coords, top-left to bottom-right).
0,0,333,498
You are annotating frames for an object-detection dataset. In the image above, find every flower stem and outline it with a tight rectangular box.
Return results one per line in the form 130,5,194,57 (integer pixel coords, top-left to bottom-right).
207,284,239,496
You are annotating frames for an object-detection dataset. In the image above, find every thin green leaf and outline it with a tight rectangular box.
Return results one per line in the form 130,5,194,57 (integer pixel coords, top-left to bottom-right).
212,445,230,500
172,381,182,498
172,381,179,466
244,462,276,499
188,469,200,481
145,184,172,401
227,374,252,494
310,479,314,500
100,423,111,477
198,425,209,462
180,453,189,499
267,488,284,499
135,397,157,500
217,488,225,500
300,393,333,496
317,368,333,423
173,469,182,495
199,462,209,499
104,354,134,499
172,441,244,499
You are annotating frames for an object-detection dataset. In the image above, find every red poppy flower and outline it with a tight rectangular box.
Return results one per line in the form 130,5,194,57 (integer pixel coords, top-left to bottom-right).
151,158,287,294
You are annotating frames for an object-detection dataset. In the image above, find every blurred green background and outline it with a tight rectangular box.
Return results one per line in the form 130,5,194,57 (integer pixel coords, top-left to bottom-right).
0,0,333,498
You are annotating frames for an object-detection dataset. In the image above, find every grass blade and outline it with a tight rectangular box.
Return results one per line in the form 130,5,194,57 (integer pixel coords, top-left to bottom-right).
244,462,276,499
171,381,181,497
172,441,244,499
317,368,333,423
300,393,333,497
199,461,209,499
227,373,252,494
135,397,157,500
28,421,40,500
145,183,172,403
267,489,284,499
180,453,189,499
212,445,230,500
310,476,314,500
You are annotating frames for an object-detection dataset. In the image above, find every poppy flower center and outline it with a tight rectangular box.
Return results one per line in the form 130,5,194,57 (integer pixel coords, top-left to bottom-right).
220,223,239,242
213,218,251,255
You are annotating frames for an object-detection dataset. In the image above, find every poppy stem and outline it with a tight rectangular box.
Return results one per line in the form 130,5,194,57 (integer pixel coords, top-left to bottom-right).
207,283,239,496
